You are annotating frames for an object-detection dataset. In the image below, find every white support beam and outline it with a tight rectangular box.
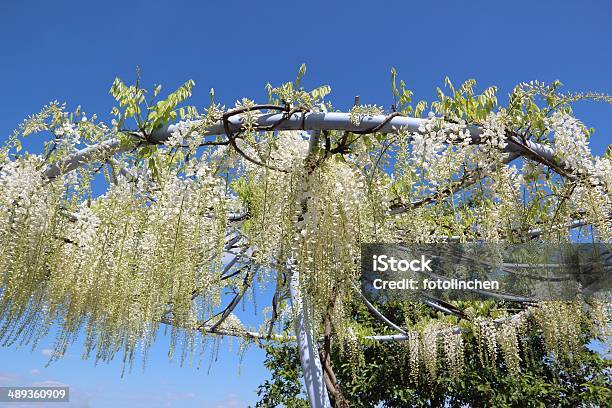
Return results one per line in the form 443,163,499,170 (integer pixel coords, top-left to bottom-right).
44,139,124,179
43,110,600,185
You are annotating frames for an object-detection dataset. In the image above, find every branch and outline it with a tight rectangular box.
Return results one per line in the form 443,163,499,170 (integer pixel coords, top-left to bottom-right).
420,296,468,319
390,152,521,215
205,266,257,333
267,271,287,339
229,137,289,173
401,217,595,242
42,111,606,190
354,284,408,335
43,139,125,179
159,316,285,342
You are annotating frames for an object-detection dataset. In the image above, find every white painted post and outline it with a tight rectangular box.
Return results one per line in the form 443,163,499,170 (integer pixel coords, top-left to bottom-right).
288,129,331,408
288,259,332,408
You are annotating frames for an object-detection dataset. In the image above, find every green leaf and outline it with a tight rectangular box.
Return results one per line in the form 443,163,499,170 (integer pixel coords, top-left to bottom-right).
295,63,307,87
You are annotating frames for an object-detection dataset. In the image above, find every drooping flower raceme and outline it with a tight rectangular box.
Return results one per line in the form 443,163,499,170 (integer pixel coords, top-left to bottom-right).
0,77,609,383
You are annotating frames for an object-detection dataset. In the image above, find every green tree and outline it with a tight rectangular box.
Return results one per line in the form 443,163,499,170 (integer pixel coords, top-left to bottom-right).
256,300,611,407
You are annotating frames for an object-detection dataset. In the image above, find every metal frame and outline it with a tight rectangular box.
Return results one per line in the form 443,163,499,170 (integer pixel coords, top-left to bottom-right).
39,107,606,408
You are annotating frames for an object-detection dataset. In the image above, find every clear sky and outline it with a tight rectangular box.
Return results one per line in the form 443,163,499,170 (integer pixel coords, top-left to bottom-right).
1,1,611,407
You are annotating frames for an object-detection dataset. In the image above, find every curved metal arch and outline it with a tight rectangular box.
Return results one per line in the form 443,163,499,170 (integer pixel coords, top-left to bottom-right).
35,106,609,408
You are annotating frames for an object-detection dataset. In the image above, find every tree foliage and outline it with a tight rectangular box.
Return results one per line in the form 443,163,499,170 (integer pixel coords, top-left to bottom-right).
256,300,611,407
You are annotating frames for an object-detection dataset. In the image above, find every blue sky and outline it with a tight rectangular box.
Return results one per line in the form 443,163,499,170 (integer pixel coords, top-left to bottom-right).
0,0,611,407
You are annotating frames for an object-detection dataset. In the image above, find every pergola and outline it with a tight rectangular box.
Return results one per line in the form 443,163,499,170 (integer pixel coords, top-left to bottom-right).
37,105,608,407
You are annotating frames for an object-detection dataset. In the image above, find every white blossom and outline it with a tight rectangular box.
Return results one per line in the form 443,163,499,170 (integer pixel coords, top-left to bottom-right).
548,112,592,174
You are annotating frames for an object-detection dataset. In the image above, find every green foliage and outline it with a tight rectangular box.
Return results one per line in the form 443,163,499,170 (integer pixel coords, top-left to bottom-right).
146,79,196,132
391,67,427,117
254,340,309,408
256,300,611,407
110,76,196,134
266,64,331,108
431,77,498,124
110,77,147,129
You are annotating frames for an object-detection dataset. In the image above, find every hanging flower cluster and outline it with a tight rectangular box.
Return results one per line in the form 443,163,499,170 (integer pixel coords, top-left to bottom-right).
0,142,229,370
549,112,592,174
533,301,584,360
409,113,473,187
474,317,498,366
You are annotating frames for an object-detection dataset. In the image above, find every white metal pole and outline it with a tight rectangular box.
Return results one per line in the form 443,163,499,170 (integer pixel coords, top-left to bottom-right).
288,259,332,408
44,111,595,185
